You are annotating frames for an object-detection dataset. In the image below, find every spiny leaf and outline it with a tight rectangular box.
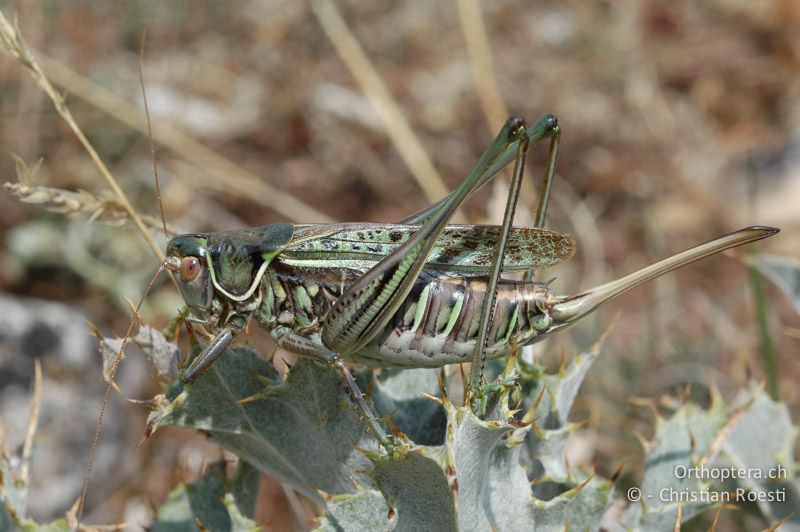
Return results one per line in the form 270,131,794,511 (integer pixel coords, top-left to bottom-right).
150,347,376,504
621,397,727,527
526,346,601,429
722,385,800,529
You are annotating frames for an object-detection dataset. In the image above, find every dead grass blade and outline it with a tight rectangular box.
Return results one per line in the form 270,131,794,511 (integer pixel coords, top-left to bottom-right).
5,154,176,232
20,359,42,488
455,0,544,222
33,53,334,224
311,0,465,222
455,0,508,132
0,10,164,262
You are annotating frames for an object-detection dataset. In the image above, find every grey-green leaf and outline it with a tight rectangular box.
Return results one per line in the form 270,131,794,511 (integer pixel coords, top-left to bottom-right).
622,399,726,528
371,368,446,445
151,462,259,532
722,386,800,530
315,489,389,532
373,451,457,532
150,347,376,504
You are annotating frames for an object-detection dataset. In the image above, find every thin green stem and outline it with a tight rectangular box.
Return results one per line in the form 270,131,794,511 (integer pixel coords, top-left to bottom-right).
749,266,779,399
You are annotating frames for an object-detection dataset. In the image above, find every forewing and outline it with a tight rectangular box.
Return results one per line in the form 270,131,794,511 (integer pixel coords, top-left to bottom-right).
429,225,576,271
282,223,575,272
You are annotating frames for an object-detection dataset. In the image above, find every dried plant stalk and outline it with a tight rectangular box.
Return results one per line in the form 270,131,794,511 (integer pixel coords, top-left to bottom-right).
311,0,465,222
0,10,164,261
4,155,176,232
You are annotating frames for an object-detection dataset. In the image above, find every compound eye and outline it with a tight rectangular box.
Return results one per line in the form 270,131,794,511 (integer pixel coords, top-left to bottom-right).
180,256,201,283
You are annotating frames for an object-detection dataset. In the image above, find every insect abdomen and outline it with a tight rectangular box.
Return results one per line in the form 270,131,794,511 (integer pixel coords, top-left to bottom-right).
351,272,552,367
258,264,552,368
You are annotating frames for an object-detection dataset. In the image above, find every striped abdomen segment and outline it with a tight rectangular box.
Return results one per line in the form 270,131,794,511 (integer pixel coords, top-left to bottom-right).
351,272,552,367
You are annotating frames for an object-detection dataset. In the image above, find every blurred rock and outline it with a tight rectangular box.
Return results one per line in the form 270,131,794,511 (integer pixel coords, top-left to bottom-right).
0,294,94,380
0,294,149,522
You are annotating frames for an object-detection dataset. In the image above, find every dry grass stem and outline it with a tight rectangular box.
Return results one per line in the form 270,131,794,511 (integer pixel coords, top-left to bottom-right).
455,0,508,132
138,31,168,241
34,53,334,224
20,359,42,488
79,262,167,524
456,0,546,220
0,9,164,262
311,0,465,222
5,154,176,232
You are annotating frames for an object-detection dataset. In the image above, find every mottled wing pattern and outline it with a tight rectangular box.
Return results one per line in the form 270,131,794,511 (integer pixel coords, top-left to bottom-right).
282,223,575,272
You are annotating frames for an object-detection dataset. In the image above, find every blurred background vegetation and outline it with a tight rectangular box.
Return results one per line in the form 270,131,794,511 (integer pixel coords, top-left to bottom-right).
0,0,797,529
